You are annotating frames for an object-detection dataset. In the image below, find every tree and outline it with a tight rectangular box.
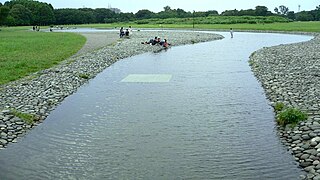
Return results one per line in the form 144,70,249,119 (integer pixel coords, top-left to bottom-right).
163,6,171,12
279,5,289,15
118,12,135,22
9,4,32,25
34,4,55,25
206,10,219,16
94,8,115,23
221,9,239,16
287,11,295,20
274,7,280,14
238,9,255,16
176,8,189,18
0,5,10,25
135,9,154,19
295,11,314,21
255,6,269,16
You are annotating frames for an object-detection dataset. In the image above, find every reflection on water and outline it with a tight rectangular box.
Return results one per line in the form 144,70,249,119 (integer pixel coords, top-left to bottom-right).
0,32,312,179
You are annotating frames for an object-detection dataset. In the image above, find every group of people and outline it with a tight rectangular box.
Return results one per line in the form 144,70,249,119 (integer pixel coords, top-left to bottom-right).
32,25,40,31
119,26,132,38
142,36,170,48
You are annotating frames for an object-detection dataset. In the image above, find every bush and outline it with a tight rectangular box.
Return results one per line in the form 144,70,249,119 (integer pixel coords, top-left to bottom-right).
79,73,90,79
274,102,285,112
277,107,307,126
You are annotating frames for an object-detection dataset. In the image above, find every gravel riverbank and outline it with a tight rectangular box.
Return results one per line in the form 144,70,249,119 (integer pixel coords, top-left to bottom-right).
250,34,320,179
0,31,223,149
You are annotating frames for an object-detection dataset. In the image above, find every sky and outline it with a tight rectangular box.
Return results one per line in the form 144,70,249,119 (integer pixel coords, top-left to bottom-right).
0,0,318,13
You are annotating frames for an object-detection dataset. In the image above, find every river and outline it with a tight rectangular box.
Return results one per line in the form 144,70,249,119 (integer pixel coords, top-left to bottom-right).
0,31,312,179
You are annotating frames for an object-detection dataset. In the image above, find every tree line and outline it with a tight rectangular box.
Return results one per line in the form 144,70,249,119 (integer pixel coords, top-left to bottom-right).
0,0,319,26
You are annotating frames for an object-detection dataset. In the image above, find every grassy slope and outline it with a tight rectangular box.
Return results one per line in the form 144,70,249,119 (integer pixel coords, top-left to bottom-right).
0,28,86,85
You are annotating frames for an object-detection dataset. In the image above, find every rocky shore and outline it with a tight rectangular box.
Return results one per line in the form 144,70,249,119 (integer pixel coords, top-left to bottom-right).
250,34,320,179
0,31,223,149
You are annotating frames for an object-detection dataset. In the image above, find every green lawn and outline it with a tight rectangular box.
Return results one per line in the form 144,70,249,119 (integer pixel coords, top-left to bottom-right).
0,27,86,85
76,21,320,32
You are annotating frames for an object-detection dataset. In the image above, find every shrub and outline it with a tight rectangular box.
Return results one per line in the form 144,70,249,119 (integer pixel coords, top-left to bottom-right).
277,107,307,126
274,102,285,112
79,73,90,79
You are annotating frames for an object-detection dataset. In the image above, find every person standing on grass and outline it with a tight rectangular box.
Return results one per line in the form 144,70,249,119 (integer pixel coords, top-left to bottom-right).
230,28,234,38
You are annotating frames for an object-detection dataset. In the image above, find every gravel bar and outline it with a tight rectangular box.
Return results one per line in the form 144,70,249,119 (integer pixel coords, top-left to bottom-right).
0,31,223,149
250,33,320,179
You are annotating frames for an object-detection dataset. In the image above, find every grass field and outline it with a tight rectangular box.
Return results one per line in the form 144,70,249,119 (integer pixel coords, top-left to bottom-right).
76,21,320,32
0,27,86,85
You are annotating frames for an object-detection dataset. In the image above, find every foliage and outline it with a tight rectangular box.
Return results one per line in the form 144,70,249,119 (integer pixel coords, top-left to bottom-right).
279,5,289,15
0,28,86,85
0,5,10,25
295,11,315,21
276,107,308,127
79,73,90,79
2,0,55,25
274,102,285,112
287,11,295,20
134,16,290,25
135,9,155,19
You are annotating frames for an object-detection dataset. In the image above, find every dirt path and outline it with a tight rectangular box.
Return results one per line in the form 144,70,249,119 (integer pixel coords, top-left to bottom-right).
75,31,119,56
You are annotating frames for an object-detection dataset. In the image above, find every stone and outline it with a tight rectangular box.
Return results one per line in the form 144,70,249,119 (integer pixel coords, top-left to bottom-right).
0,132,7,137
1,110,10,115
305,165,315,172
302,134,311,140
314,160,320,165
312,137,320,143
307,174,315,179
301,154,310,160
15,121,25,126
310,132,317,138
302,144,311,149
0,139,8,144
292,135,301,141
311,141,318,146
314,175,320,180
306,149,318,156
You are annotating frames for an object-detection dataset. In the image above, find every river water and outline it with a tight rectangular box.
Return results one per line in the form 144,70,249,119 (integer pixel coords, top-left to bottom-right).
0,31,312,179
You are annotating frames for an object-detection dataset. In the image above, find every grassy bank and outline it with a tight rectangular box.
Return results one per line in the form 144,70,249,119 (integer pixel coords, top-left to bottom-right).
0,27,86,85
76,21,320,32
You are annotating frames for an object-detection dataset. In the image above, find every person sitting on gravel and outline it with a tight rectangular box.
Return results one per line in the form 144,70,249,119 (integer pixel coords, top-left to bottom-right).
142,37,158,45
125,29,130,37
155,37,161,45
162,39,170,48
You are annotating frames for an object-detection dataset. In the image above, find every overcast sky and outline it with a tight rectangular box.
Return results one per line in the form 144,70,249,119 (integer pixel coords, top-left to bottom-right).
0,0,318,13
